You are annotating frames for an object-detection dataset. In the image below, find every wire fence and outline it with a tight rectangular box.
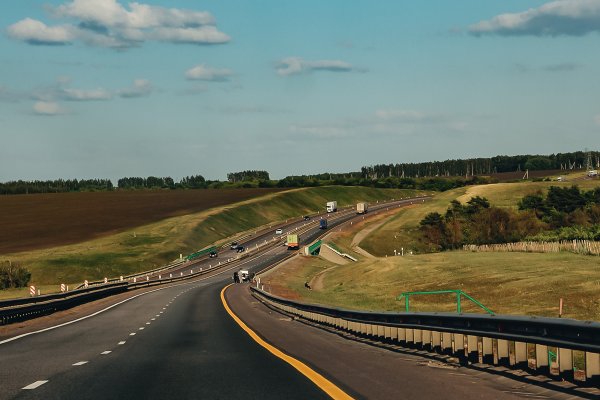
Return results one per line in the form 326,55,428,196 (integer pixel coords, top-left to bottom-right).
463,240,600,256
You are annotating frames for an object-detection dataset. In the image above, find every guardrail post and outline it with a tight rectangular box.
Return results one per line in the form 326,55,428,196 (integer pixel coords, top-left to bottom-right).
466,335,478,363
414,329,423,349
432,331,441,353
482,337,493,364
377,325,385,338
397,328,406,344
422,330,432,351
558,348,574,381
454,334,466,364
497,339,510,367
535,344,549,375
384,326,391,340
406,328,414,346
514,341,528,370
441,332,452,355
585,352,600,386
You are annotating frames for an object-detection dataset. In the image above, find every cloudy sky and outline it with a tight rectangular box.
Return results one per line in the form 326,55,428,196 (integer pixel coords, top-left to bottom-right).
1,0,600,181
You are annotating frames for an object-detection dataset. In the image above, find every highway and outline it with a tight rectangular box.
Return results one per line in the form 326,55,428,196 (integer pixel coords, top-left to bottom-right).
1,197,579,399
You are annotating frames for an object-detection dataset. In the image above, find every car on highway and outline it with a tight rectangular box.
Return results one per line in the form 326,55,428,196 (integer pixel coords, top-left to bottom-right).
236,245,245,253
230,241,238,249
275,228,283,235
209,251,218,258
303,215,310,221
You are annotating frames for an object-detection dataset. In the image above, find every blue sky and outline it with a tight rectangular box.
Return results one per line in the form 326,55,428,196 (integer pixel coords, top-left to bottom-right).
1,0,599,181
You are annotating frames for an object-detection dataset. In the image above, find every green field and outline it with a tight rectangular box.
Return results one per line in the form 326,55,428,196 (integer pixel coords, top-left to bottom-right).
264,251,600,321
1,186,422,297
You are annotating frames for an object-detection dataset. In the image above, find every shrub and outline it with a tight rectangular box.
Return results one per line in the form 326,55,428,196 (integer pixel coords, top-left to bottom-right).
0,262,32,289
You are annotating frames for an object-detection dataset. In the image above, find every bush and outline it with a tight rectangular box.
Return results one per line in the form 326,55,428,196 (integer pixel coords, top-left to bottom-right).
0,262,31,289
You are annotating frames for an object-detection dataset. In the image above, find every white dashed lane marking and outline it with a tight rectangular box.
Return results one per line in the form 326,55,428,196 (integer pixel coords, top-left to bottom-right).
139,327,145,330
22,381,48,390
101,351,112,355
72,361,88,366
130,333,136,336
118,341,126,345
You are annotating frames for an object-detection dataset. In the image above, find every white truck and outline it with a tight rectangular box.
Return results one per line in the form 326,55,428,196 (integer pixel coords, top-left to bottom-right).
356,202,368,214
326,201,337,213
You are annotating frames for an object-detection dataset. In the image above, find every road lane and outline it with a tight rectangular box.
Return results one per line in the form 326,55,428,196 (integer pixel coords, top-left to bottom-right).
9,279,329,400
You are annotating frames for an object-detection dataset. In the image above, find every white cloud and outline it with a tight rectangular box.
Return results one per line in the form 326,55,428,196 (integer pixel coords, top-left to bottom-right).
185,64,233,81
470,0,600,36
7,18,74,45
62,88,112,101
33,101,66,116
8,0,230,48
276,57,364,76
118,79,152,98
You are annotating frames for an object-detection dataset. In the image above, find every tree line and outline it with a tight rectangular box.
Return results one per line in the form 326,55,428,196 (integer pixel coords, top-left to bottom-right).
227,170,270,182
419,185,600,252
0,179,113,195
361,151,599,179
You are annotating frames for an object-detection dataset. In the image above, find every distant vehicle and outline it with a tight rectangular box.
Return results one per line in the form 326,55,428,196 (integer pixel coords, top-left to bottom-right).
320,219,328,229
230,241,238,250
326,201,337,213
236,245,245,253
238,269,249,282
588,170,598,177
209,251,218,258
356,202,368,214
287,234,299,250
303,215,310,221
275,228,283,235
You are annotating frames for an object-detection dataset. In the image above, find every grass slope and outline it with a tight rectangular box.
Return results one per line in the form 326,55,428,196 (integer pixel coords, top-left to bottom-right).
1,186,422,297
265,251,600,321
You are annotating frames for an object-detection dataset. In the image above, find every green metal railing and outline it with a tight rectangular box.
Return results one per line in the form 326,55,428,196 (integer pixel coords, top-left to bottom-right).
396,289,495,315
308,240,322,255
186,246,217,261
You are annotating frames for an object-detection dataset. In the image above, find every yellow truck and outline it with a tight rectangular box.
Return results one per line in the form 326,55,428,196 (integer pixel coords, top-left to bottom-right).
287,234,299,250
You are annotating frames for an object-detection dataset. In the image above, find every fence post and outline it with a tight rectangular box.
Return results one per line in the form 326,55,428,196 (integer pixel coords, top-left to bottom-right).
496,339,510,367
514,342,528,370
585,352,600,386
482,337,493,364
558,348,574,381
535,344,549,375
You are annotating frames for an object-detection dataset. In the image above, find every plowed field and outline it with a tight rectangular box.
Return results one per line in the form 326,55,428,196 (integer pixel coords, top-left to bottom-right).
0,188,284,254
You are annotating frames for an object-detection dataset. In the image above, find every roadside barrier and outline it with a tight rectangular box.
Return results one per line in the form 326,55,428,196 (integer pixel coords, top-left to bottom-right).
251,286,600,387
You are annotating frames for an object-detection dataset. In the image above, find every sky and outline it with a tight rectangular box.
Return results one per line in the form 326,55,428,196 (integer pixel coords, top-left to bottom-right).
1,0,600,181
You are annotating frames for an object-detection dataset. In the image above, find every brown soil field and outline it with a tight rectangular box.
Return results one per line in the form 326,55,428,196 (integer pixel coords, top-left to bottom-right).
0,188,284,254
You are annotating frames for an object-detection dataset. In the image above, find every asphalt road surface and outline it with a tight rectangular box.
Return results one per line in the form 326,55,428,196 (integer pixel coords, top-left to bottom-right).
3,197,589,399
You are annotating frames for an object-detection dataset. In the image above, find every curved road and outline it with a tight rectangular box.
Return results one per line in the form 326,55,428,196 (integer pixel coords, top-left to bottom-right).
1,198,587,399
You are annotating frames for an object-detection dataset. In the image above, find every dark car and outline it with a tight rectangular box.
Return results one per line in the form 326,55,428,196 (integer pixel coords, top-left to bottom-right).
236,245,245,253
303,215,310,220
209,251,218,258
230,241,238,250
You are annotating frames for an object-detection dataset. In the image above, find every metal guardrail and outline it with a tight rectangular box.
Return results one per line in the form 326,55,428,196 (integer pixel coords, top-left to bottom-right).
250,286,600,387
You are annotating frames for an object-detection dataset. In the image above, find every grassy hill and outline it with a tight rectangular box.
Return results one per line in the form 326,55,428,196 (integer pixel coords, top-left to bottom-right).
261,173,600,321
0,186,423,297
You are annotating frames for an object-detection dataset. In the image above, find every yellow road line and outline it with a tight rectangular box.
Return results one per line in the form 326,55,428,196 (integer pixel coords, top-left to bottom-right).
220,284,354,400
